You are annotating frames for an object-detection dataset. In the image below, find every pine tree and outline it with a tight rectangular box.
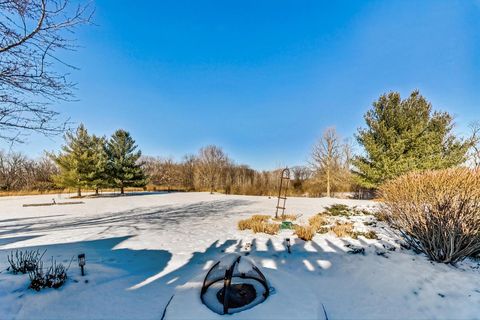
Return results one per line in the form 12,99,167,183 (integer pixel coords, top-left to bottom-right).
352,90,470,189
51,124,97,196
88,135,109,194
105,129,146,194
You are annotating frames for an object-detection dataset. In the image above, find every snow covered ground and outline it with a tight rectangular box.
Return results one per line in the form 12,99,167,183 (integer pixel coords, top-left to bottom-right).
0,192,478,319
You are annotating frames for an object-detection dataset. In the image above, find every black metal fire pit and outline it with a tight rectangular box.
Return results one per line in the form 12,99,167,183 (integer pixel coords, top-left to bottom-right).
200,254,269,315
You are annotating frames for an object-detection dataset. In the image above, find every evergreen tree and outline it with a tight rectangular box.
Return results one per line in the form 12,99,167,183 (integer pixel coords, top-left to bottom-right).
352,90,470,189
51,124,97,196
105,129,146,194
88,135,109,194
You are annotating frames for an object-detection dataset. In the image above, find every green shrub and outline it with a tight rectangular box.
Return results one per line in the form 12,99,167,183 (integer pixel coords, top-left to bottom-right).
324,204,351,216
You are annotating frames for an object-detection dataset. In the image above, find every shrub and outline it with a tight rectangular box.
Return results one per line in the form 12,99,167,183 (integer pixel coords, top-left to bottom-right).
238,215,279,235
238,219,251,230
374,211,388,222
364,230,378,240
331,222,356,238
380,168,480,263
318,226,330,234
29,259,70,291
262,223,280,235
308,215,327,232
324,204,351,216
7,249,45,274
294,225,316,241
238,215,270,230
273,214,299,221
250,215,270,222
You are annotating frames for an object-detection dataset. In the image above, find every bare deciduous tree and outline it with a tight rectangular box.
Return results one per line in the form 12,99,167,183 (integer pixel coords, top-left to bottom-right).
469,122,480,168
196,145,229,194
180,154,196,191
311,127,341,197
0,150,57,191
0,0,93,142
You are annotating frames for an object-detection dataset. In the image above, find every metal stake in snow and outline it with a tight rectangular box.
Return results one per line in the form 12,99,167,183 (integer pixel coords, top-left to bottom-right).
78,253,86,276
275,168,290,219
285,238,291,254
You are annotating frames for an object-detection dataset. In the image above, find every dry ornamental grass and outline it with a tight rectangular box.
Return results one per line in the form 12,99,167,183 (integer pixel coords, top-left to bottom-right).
308,215,327,232
380,168,480,263
294,225,316,241
330,222,356,238
238,215,280,235
273,214,299,222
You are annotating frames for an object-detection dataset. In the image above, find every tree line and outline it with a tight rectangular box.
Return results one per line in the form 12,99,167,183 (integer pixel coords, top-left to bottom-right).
0,2,478,198
0,90,479,197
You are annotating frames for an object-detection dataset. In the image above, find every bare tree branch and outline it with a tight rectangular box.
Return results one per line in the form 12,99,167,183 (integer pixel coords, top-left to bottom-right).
0,0,93,142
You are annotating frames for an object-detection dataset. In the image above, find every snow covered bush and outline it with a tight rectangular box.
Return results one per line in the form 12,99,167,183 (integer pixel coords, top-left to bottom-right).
323,204,351,216
7,249,45,274
29,259,69,291
380,168,480,263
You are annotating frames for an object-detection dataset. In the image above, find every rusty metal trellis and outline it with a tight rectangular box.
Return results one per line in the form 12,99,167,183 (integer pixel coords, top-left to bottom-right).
275,168,290,219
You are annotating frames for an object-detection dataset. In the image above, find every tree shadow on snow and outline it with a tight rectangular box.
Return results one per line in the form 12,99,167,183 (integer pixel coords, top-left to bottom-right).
0,199,254,237
0,236,172,283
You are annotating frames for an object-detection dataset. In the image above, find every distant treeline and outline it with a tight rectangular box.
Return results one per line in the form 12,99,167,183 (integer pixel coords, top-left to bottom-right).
1,90,479,197
142,144,352,197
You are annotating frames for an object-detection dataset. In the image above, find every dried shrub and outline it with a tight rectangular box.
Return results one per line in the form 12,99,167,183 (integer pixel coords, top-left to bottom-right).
308,215,327,232
364,230,378,240
273,214,299,221
238,215,279,235
324,204,351,216
331,222,356,238
250,215,270,222
250,221,280,235
357,230,378,240
262,223,280,235
374,211,388,222
29,258,71,291
318,226,330,234
7,249,45,274
294,225,316,241
380,168,480,263
353,208,371,216
238,219,251,230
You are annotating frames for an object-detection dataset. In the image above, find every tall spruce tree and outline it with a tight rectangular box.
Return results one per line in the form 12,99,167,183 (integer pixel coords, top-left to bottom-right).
106,129,146,194
89,135,109,194
352,90,470,189
51,124,98,196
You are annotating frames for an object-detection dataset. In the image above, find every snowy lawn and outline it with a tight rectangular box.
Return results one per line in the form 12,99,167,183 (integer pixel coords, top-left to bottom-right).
0,192,478,319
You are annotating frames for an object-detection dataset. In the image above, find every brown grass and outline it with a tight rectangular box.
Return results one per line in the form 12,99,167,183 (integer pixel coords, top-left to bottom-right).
273,214,299,222
294,225,316,241
308,215,327,232
238,215,279,235
380,168,480,263
250,215,270,222
330,222,356,238
0,187,155,198
0,189,64,197
364,230,378,240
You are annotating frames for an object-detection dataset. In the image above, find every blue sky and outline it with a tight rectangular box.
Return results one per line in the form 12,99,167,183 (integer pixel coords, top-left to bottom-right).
4,0,480,170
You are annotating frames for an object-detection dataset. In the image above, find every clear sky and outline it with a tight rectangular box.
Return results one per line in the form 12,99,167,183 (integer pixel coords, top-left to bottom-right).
3,0,480,170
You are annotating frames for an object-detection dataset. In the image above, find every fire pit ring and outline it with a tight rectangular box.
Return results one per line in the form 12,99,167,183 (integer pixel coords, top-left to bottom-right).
200,253,269,315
